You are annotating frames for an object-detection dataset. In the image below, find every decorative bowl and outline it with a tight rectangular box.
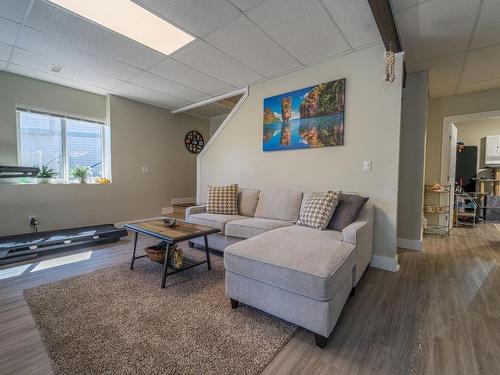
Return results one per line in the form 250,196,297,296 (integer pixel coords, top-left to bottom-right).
162,217,177,227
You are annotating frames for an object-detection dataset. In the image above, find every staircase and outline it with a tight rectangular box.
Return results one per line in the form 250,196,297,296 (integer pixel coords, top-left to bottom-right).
172,203,196,218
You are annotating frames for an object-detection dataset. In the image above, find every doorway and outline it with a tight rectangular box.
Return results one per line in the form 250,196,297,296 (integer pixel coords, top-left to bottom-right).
441,110,500,229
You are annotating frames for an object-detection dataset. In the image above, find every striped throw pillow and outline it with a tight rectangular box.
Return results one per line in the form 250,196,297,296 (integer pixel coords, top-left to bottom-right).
207,184,239,215
296,191,340,230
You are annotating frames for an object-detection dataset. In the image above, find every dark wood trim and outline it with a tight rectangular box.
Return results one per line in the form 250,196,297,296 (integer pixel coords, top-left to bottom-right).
367,0,402,52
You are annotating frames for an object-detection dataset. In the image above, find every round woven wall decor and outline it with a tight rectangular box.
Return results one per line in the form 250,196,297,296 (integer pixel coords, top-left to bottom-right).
184,130,205,154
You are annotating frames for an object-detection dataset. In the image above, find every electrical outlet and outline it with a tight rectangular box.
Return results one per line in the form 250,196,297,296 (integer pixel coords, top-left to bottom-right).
363,161,372,172
142,166,149,174
29,215,38,226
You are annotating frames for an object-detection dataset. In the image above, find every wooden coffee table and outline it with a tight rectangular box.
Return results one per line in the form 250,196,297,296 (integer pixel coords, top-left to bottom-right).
125,220,219,288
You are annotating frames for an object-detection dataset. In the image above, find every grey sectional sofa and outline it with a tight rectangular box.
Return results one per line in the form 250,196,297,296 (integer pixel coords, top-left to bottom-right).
186,188,374,348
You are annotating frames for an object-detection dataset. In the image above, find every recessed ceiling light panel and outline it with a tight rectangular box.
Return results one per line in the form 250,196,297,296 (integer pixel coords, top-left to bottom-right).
48,0,195,55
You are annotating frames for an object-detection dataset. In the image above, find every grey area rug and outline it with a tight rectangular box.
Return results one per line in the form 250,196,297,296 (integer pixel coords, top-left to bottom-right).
24,250,296,375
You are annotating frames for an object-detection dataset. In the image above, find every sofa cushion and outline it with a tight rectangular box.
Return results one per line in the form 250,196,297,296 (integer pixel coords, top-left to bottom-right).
188,213,248,233
254,188,303,222
225,218,293,239
328,192,369,231
237,189,260,217
224,225,355,301
207,184,239,215
296,191,339,230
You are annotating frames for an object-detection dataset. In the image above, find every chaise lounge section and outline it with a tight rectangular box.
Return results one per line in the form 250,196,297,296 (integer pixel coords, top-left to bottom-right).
186,188,374,347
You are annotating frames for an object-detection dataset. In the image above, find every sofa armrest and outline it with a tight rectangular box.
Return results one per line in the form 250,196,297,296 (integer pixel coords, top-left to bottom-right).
341,204,374,285
342,220,368,245
185,205,207,221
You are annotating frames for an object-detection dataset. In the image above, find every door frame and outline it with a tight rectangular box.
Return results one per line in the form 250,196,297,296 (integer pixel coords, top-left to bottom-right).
441,110,500,227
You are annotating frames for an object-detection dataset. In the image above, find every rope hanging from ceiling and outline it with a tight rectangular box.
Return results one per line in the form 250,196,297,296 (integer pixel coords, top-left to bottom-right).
384,42,396,83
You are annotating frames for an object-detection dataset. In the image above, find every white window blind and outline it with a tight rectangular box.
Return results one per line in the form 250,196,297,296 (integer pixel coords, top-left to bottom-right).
17,107,109,182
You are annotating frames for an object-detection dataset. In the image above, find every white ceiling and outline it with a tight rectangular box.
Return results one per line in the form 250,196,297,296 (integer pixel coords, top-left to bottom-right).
392,0,500,98
0,0,381,117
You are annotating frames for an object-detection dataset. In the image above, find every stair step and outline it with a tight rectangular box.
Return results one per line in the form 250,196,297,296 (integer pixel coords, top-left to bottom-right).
172,203,196,215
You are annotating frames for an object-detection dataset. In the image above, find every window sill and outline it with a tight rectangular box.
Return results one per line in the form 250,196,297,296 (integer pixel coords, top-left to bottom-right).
0,178,112,185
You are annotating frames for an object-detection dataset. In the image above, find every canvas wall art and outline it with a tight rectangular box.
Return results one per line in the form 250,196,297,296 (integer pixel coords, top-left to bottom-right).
263,78,345,151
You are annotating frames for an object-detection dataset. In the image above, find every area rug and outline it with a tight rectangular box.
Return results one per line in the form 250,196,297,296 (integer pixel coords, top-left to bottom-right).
24,251,296,375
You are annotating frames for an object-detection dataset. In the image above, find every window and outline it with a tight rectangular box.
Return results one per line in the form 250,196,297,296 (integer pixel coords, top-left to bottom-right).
17,107,110,183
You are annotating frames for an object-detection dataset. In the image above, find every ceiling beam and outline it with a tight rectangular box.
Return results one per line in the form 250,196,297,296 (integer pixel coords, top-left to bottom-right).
367,0,402,52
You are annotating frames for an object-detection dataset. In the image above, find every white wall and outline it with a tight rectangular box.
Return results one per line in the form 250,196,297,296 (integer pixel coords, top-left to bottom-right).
198,45,404,260
397,72,428,247
0,72,209,235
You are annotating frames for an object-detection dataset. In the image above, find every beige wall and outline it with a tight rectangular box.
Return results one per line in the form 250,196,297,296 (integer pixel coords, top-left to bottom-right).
456,117,500,171
0,72,208,235
0,71,106,166
426,88,500,184
198,45,404,259
397,72,428,243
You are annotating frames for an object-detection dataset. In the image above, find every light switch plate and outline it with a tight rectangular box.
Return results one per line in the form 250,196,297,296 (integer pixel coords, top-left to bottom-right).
142,166,149,174
363,161,372,172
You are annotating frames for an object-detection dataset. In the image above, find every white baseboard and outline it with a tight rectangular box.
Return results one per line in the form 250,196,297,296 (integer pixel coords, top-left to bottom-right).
171,196,196,205
370,254,400,272
397,237,422,251
115,216,164,228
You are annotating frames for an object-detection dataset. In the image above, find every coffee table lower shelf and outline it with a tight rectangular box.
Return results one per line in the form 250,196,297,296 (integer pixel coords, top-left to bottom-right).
157,256,208,275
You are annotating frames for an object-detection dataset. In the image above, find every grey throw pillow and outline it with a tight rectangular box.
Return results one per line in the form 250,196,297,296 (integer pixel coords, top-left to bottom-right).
296,191,340,230
328,192,369,231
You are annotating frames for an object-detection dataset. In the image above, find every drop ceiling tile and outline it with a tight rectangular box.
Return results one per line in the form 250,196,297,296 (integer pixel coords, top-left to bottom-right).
322,0,381,48
0,41,12,60
394,0,481,64
112,82,190,109
0,0,31,23
0,17,20,45
129,71,208,102
429,86,457,98
132,0,240,36
148,57,235,96
456,78,500,95
470,0,500,50
205,15,301,77
391,0,430,13
246,0,351,65
25,0,165,69
408,53,465,90
229,0,267,12
461,46,500,83
18,27,141,81
172,40,263,87
7,63,109,95
187,104,230,118
11,48,123,89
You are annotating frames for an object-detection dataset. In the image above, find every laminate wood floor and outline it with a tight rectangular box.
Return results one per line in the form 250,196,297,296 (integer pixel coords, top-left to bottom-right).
1,224,499,375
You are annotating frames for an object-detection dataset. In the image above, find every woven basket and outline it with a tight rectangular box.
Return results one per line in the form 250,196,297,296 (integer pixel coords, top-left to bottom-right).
145,247,166,263
145,243,177,264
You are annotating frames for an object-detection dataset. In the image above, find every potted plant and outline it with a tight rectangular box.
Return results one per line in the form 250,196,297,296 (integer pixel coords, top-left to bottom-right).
34,164,58,184
70,165,91,183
